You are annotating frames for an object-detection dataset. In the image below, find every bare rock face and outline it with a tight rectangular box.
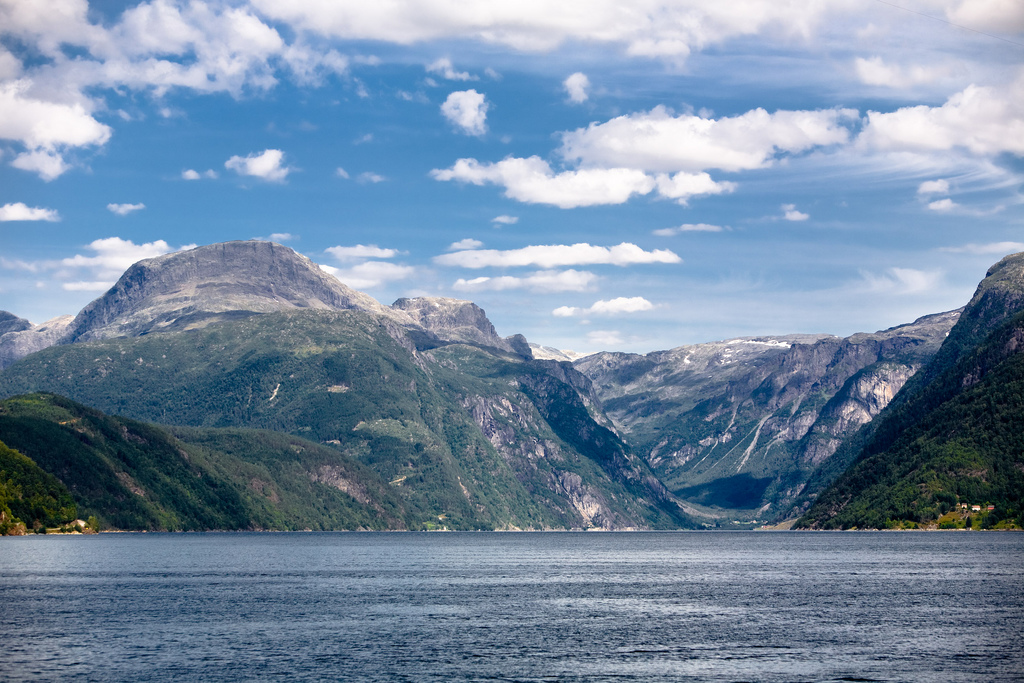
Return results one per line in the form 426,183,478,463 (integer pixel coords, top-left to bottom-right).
0,312,32,337
0,315,74,370
573,310,962,517
392,296,518,353
62,241,404,344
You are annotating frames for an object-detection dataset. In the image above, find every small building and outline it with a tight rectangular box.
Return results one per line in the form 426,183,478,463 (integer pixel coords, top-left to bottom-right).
971,505,982,512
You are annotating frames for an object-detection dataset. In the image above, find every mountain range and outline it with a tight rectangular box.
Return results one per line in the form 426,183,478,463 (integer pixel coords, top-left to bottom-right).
0,240,1020,531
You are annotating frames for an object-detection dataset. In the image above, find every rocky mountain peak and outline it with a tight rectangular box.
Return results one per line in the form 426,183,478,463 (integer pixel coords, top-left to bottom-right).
62,240,402,344
391,296,518,353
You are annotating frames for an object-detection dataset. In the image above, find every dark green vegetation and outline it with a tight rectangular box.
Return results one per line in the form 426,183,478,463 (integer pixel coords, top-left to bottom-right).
798,254,1024,529
0,311,691,530
0,393,410,531
0,436,77,534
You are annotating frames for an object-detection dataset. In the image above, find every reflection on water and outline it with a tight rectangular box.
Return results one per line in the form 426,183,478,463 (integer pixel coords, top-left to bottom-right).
1,531,1022,682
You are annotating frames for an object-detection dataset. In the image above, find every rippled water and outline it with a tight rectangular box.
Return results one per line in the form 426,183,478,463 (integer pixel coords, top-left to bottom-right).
1,531,1021,682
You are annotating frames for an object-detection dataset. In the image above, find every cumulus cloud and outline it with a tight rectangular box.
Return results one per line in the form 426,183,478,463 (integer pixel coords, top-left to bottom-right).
564,72,589,103
427,57,475,81
448,238,484,251
928,198,958,212
940,241,1024,255
432,156,722,208
335,167,350,179
492,215,518,225
59,236,193,289
859,77,1024,157
435,242,681,269
250,1,850,58
0,202,60,222
917,179,950,195
858,267,943,295
254,232,297,243
553,296,654,317
182,168,217,180
853,57,950,88
453,269,597,292
559,105,856,173
326,244,400,261
586,330,624,347
225,149,291,181
323,261,415,289
107,202,145,216
946,0,1024,33
653,223,725,236
441,89,489,135
0,79,111,179
357,171,386,183
781,204,809,221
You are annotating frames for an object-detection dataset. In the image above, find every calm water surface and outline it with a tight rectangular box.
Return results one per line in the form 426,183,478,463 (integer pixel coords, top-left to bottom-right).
1,531,1021,682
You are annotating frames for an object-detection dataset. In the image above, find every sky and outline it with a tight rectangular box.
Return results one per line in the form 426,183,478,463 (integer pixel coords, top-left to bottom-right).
1,0,1023,354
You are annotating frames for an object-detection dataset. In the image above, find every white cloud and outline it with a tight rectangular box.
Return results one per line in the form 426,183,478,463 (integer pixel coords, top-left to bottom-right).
917,179,950,195
441,89,489,136
554,296,654,317
269,232,295,242
559,104,856,173
250,1,849,58
225,149,291,181
946,0,1024,33
0,78,112,179
858,267,943,295
653,223,725,236
357,171,386,183
859,77,1024,157
492,215,518,225
435,241,680,269
427,57,475,81
335,167,350,179
586,330,624,347
564,72,589,103
10,149,71,181
940,241,1024,255
654,171,735,204
853,57,950,89
453,269,597,292
0,202,60,222
59,237,192,286
326,261,415,289
448,238,484,251
62,281,116,292
781,204,809,221
432,156,659,208
107,202,146,216
928,198,958,212
182,168,217,180
326,244,399,261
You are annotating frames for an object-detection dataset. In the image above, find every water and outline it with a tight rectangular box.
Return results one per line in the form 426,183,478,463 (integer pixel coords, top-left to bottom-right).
1,531,1021,682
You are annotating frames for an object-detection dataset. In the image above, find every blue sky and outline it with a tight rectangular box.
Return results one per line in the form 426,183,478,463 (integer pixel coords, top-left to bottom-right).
1,0,1023,353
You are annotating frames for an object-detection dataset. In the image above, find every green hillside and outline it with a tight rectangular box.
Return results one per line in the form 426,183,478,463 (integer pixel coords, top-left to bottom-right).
0,393,411,531
0,310,691,529
0,437,78,534
797,255,1024,529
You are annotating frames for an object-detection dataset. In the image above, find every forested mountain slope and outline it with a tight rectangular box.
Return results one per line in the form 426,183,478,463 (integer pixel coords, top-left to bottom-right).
797,253,1024,529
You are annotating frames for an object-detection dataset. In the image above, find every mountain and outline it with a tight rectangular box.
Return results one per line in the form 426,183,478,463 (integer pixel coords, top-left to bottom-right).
0,314,74,371
574,311,960,519
796,253,1024,529
0,242,690,530
0,433,78,534
0,392,411,531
